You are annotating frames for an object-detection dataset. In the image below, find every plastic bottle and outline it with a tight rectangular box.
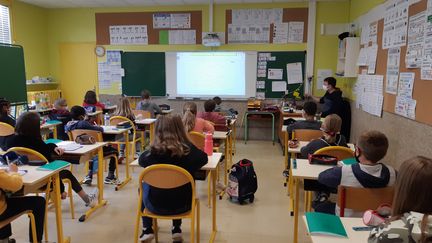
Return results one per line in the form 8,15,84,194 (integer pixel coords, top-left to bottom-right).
204,132,213,156
104,113,110,126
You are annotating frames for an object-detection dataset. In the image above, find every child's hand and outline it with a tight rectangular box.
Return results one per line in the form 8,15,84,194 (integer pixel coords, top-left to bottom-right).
54,147,65,155
8,163,18,173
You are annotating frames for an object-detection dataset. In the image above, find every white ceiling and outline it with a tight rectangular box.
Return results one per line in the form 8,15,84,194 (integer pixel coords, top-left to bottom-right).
19,0,343,9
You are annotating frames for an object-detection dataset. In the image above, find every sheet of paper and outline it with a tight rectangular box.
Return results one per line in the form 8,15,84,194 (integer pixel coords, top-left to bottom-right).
268,68,283,80
256,91,265,99
385,47,401,94
422,0,432,79
257,69,266,78
288,22,304,43
317,69,333,90
406,11,425,68
354,74,385,117
153,13,170,29
286,62,303,84
367,44,378,74
369,21,378,43
271,81,287,92
170,13,191,29
109,25,148,45
361,24,370,45
357,47,368,66
272,23,288,44
168,30,196,44
395,96,417,119
227,24,270,44
98,51,122,95
232,9,282,25
382,0,409,49
398,72,415,98
256,80,265,89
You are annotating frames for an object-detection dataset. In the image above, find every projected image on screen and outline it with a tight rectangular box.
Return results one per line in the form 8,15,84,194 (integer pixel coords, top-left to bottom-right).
176,52,246,97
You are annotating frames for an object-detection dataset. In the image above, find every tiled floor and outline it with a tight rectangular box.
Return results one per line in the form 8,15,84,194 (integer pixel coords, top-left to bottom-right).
11,141,312,242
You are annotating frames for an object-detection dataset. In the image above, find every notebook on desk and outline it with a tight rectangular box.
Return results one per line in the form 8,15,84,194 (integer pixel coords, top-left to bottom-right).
305,212,348,238
37,160,70,171
56,141,83,151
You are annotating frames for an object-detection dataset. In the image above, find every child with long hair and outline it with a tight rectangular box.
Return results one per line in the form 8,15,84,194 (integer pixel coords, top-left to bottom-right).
83,90,105,113
138,114,208,242
112,97,139,158
182,101,214,134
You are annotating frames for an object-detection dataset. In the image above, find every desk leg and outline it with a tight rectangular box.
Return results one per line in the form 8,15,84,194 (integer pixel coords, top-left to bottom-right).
116,132,132,191
209,168,217,243
232,122,236,154
293,178,299,243
149,123,154,145
244,113,248,144
53,127,58,139
271,114,275,145
52,173,71,243
79,147,107,222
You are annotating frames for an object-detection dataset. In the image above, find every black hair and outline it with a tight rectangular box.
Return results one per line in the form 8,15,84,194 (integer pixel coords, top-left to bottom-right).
213,96,222,105
303,101,317,116
70,106,86,120
141,90,151,99
84,90,97,105
324,77,337,88
0,98,10,116
204,99,216,112
15,112,41,138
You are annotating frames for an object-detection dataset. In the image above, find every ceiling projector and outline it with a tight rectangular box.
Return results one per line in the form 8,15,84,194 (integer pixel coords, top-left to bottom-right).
203,33,222,47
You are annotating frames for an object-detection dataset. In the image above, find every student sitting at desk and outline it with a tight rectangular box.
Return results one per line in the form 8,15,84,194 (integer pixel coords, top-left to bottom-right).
182,101,214,134
197,99,227,131
0,99,15,151
317,130,396,216
65,106,119,185
213,96,223,112
6,112,98,208
138,114,207,242
286,101,321,134
82,90,105,113
49,98,71,141
136,90,161,118
368,156,432,243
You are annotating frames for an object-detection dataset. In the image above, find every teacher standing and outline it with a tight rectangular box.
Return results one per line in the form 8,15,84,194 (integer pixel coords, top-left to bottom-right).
307,77,344,118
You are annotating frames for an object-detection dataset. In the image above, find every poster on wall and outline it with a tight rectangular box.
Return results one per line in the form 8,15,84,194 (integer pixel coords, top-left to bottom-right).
382,0,409,49
421,0,432,80
397,72,415,98
385,47,401,94
406,11,425,68
98,50,123,95
109,25,148,45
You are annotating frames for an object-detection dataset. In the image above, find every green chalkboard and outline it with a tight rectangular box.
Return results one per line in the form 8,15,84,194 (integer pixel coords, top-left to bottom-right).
0,44,27,104
121,52,166,97
257,51,306,99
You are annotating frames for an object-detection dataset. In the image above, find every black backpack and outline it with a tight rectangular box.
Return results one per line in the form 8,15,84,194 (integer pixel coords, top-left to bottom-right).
227,159,258,204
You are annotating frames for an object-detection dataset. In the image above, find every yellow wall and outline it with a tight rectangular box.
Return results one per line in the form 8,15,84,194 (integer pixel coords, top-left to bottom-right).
349,0,385,21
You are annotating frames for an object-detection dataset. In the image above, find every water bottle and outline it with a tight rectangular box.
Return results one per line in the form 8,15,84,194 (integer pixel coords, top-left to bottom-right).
104,113,110,126
204,133,213,156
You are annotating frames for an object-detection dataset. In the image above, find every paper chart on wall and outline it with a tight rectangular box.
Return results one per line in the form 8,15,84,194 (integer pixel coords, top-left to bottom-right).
153,13,171,29
286,62,303,84
256,80,265,89
382,0,409,49
227,24,270,44
272,23,288,44
268,68,283,80
98,51,123,95
170,13,191,29
385,47,401,94
357,47,368,66
421,0,432,79
232,8,282,25
406,11,425,68
367,44,378,74
361,21,378,45
271,81,287,92
355,74,384,117
395,96,417,119
397,72,415,98
288,22,304,43
168,30,196,44
109,25,148,45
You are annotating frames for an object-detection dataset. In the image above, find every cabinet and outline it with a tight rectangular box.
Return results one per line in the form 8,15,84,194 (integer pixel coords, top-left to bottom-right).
336,37,360,77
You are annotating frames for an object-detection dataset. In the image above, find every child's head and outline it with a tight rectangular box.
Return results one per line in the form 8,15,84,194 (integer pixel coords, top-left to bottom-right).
70,106,86,120
152,114,190,157
213,96,222,105
84,90,98,105
15,112,41,138
54,98,68,110
321,114,342,144
355,130,388,164
141,90,151,100
182,101,197,132
114,97,133,118
392,156,432,216
204,99,216,112
302,101,317,118
0,98,10,116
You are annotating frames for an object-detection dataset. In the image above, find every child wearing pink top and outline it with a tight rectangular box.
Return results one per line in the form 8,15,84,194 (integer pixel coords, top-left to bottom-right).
182,101,214,133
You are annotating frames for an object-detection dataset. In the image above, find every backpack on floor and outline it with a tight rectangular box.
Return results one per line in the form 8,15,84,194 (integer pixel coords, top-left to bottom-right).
226,159,258,205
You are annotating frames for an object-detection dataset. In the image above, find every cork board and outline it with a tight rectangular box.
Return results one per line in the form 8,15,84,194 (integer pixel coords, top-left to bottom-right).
225,8,308,44
95,11,202,45
360,0,432,126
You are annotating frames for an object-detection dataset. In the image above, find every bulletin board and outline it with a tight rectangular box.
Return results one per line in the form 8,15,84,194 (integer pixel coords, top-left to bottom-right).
0,44,27,104
360,0,432,126
225,8,308,44
95,11,202,45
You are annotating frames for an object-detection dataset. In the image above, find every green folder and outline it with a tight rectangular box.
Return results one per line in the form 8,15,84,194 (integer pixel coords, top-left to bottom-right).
37,160,70,171
305,212,348,237
45,120,61,124
44,138,63,144
341,157,357,166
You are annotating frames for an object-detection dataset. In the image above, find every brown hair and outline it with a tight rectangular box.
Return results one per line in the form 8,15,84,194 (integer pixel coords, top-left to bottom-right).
151,114,190,157
15,112,42,139
357,130,388,163
113,97,135,120
392,156,432,216
204,99,216,112
84,90,98,105
182,101,197,132
321,114,342,144
141,90,150,100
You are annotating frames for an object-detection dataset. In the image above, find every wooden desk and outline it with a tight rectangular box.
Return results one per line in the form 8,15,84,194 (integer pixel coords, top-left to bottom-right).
87,110,102,117
135,118,157,145
21,163,71,243
56,141,107,222
40,120,62,139
103,105,117,113
302,216,369,243
278,108,302,150
101,126,133,190
131,152,223,243
161,109,173,114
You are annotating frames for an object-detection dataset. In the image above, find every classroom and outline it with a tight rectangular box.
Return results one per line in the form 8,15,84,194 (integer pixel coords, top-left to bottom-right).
0,0,431,242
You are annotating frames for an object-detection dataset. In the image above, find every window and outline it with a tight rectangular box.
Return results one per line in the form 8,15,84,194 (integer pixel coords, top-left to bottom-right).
0,4,11,44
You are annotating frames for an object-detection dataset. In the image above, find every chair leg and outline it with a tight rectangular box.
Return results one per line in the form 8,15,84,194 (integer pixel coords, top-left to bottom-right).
114,156,119,179
196,199,200,243
134,209,141,243
153,218,158,243
27,212,38,243
207,173,211,208
307,191,312,212
190,209,195,243
67,180,75,219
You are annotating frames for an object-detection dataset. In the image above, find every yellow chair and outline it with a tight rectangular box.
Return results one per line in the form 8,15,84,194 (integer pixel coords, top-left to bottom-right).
0,122,14,136
134,164,200,243
337,186,394,217
6,147,74,242
132,110,151,150
0,210,38,243
68,129,119,180
110,116,143,159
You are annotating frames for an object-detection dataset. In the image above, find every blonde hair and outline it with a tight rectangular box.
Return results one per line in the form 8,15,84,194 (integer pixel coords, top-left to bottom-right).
182,101,197,132
151,114,190,157
114,97,135,120
321,114,342,144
